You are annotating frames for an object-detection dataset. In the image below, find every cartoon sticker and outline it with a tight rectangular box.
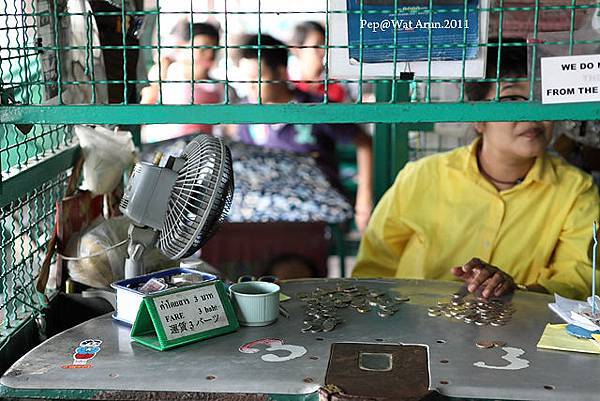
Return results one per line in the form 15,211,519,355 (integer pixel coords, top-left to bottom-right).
62,339,102,369
473,346,530,370
239,338,307,362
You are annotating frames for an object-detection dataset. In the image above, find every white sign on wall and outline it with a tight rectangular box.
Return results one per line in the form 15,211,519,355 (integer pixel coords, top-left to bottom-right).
541,54,600,104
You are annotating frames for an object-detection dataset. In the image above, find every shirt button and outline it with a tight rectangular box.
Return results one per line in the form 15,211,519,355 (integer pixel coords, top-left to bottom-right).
483,240,491,248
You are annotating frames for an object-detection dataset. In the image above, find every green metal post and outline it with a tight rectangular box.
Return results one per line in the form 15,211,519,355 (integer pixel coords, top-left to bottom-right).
374,82,392,202
390,82,411,180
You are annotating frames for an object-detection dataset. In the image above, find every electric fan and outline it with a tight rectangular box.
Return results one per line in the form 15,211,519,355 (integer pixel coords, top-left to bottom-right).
119,134,234,279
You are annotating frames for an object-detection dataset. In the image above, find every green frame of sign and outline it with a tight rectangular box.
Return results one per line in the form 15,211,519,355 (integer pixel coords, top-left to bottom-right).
130,280,239,351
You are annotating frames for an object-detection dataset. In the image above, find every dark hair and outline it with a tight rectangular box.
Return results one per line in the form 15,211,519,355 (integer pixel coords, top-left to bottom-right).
239,34,288,71
170,21,220,44
292,21,325,46
465,38,528,101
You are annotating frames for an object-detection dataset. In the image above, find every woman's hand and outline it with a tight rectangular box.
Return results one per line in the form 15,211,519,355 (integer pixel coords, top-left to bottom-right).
451,258,516,298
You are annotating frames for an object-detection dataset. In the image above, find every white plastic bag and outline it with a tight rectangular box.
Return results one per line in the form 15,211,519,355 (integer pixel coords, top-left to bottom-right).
65,216,173,288
75,125,135,195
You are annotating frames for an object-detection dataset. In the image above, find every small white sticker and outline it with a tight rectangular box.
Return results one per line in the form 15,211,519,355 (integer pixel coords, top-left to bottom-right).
474,347,530,370
239,338,307,362
153,285,229,341
541,54,600,104
261,344,307,362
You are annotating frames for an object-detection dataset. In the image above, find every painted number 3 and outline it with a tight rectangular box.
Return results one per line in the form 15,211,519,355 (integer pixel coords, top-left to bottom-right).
239,338,307,362
474,347,530,370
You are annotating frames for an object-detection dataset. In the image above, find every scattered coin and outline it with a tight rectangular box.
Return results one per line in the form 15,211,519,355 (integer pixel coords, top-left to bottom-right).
492,340,507,347
322,318,338,332
475,340,495,349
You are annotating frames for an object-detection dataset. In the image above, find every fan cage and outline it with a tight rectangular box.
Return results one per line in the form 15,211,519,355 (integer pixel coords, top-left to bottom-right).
157,134,234,259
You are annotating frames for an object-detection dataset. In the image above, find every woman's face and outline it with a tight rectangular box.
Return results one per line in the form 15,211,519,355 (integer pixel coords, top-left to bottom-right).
475,81,553,160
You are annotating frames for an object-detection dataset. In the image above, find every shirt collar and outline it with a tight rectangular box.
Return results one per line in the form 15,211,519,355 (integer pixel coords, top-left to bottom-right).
447,137,557,186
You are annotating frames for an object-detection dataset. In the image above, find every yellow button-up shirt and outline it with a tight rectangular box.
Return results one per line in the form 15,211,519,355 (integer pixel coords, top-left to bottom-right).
353,140,600,300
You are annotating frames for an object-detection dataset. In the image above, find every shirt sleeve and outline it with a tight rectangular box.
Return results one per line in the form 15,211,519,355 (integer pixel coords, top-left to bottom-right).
352,162,420,278
537,178,600,300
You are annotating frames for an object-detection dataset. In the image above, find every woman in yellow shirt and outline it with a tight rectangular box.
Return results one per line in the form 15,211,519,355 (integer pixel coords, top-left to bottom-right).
353,43,600,300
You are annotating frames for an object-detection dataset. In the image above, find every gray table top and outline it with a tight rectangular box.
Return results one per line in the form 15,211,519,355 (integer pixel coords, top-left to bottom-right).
2,278,599,401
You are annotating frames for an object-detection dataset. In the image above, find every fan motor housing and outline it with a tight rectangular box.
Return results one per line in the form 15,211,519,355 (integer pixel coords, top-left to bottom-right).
120,162,179,230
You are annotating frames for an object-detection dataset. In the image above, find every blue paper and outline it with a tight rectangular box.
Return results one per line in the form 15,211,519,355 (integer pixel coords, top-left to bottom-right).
346,0,480,63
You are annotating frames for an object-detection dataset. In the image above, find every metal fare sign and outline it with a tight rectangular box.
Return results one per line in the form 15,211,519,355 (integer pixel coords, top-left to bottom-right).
153,284,229,341
541,54,600,104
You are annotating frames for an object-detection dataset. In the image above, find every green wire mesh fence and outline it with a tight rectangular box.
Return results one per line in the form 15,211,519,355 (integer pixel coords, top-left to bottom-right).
1,172,68,344
0,1,598,114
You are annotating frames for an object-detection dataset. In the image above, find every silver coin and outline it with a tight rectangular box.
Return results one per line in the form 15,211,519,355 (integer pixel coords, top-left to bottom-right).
357,306,372,313
463,317,475,324
377,310,392,318
475,320,487,326
490,321,505,327
322,318,338,332
428,306,441,313
301,325,313,333
443,311,453,318
428,311,442,317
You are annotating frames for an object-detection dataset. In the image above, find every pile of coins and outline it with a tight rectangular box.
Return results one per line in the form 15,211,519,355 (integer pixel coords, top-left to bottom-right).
297,285,409,333
427,294,515,327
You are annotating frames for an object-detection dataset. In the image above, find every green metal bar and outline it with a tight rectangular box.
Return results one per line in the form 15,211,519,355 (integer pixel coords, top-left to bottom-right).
2,103,598,125
0,144,79,209
374,82,392,202
390,82,411,179
0,386,319,401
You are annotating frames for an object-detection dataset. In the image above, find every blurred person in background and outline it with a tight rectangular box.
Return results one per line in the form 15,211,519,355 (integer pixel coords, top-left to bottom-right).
234,34,373,233
141,20,237,143
291,21,347,103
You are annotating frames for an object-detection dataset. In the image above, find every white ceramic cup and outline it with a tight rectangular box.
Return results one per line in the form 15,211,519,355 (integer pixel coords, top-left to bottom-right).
229,281,280,326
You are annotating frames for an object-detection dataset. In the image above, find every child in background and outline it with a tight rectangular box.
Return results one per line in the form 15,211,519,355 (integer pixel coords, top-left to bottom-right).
235,34,373,233
141,21,232,143
291,21,347,102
